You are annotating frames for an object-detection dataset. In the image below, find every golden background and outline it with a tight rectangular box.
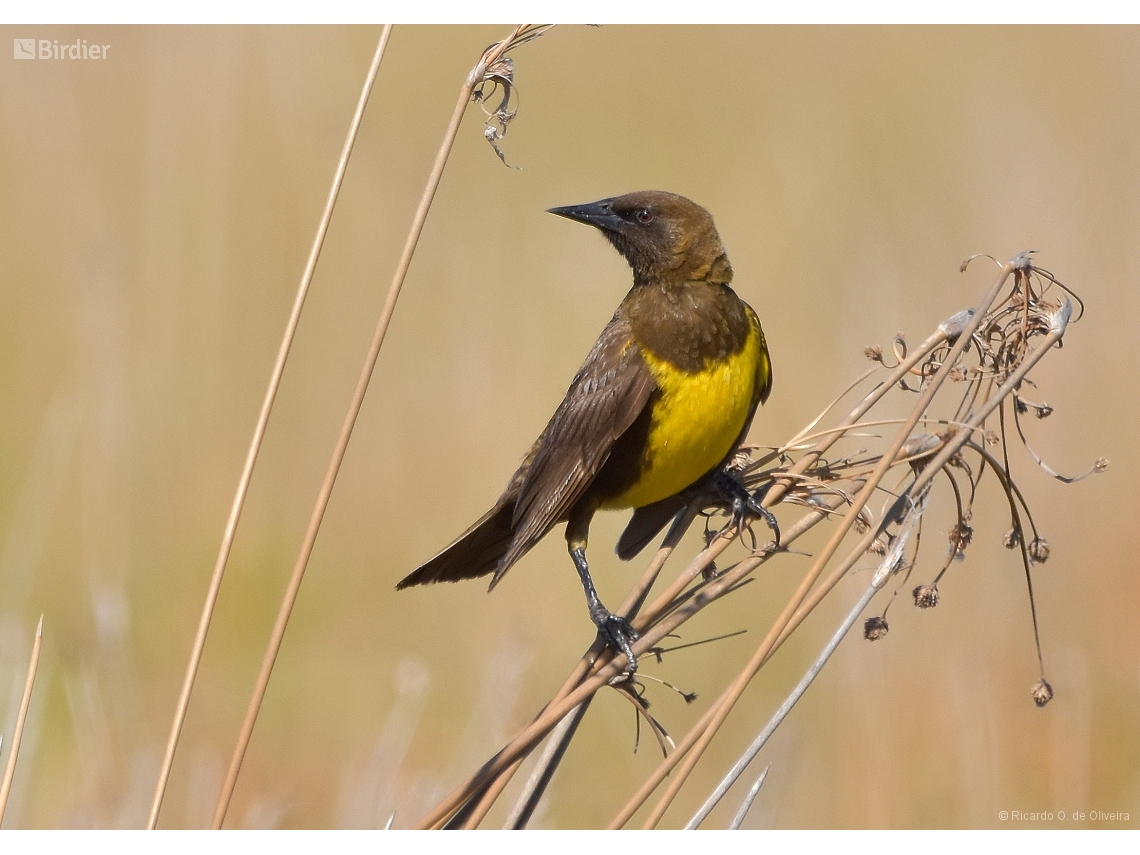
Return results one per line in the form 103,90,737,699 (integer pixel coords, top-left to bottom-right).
0,25,1136,829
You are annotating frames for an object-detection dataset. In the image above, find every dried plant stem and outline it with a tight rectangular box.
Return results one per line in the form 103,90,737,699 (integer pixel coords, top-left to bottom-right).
727,765,769,830
630,260,1018,829
147,27,393,831
443,508,695,829
210,26,530,829
503,701,590,829
686,492,927,828
889,307,1069,505
459,758,522,829
604,485,861,829
0,615,43,828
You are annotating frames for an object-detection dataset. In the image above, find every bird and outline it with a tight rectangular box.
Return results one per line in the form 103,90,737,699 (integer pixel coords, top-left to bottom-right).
397,191,777,673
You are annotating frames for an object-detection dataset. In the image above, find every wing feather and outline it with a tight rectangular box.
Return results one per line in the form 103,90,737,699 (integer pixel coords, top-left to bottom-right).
495,313,657,576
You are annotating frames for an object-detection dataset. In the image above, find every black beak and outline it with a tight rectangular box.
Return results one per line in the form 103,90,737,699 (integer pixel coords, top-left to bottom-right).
547,198,624,234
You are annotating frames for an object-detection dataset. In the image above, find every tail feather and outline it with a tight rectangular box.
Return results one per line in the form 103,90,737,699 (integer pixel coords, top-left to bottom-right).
397,499,517,589
615,493,689,561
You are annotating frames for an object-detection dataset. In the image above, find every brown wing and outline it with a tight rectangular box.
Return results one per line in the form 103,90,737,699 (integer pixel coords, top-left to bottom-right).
492,311,657,583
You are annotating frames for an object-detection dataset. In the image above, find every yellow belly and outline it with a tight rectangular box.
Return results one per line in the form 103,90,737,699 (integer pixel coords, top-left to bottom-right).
602,324,762,510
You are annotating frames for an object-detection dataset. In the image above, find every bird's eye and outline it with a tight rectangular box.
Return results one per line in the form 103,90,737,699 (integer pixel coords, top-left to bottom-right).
635,209,654,224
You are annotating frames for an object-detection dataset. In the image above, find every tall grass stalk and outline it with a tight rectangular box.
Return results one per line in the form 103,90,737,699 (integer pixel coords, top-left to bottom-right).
208,25,550,829
0,615,42,827
145,27,394,829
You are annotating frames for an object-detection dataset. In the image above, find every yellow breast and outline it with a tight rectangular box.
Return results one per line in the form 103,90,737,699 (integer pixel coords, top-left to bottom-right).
602,321,763,510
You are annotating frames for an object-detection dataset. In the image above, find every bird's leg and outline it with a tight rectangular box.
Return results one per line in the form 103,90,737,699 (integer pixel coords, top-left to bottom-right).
713,469,781,548
565,538,638,679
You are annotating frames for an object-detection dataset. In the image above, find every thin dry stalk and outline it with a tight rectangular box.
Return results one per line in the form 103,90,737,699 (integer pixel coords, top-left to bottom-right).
686,490,928,828
147,27,394,831
590,486,867,831
459,757,522,829
503,701,590,829
727,765,769,830
210,25,547,829
449,507,696,829
413,253,1090,830
0,615,43,827
415,508,708,828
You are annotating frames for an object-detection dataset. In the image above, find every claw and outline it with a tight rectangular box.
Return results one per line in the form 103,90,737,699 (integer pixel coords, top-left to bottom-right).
714,470,781,548
597,612,639,675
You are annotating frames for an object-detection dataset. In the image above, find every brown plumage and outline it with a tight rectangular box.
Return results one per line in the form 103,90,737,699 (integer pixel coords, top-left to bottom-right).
398,191,774,672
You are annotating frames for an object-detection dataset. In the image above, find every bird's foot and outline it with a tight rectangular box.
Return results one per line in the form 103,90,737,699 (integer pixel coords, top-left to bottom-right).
714,470,781,548
571,545,640,675
591,606,639,676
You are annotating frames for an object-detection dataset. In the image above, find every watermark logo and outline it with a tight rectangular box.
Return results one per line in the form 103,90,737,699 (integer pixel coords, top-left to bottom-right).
13,39,110,60
998,808,1131,823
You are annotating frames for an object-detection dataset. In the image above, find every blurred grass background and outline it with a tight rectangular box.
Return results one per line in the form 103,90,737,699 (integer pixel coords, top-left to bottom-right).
0,24,1136,829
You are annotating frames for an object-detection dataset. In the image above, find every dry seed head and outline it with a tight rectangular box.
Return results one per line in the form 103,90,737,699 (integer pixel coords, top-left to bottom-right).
949,521,973,557
1003,527,1022,549
984,430,1001,446
864,616,889,641
1028,537,1050,564
869,532,890,555
948,365,968,382
947,451,969,471
864,344,884,363
1034,404,1053,419
1095,457,1109,473
853,509,872,534
1032,678,1054,707
913,584,940,608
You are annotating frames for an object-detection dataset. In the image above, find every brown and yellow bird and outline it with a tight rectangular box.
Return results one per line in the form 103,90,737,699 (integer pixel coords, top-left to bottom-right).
398,191,777,672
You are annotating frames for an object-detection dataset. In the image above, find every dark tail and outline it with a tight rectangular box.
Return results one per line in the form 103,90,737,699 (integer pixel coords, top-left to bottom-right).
397,498,517,590
615,493,689,561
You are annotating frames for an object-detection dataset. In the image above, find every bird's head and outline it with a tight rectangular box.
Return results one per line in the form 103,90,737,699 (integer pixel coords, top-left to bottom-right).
548,191,732,287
